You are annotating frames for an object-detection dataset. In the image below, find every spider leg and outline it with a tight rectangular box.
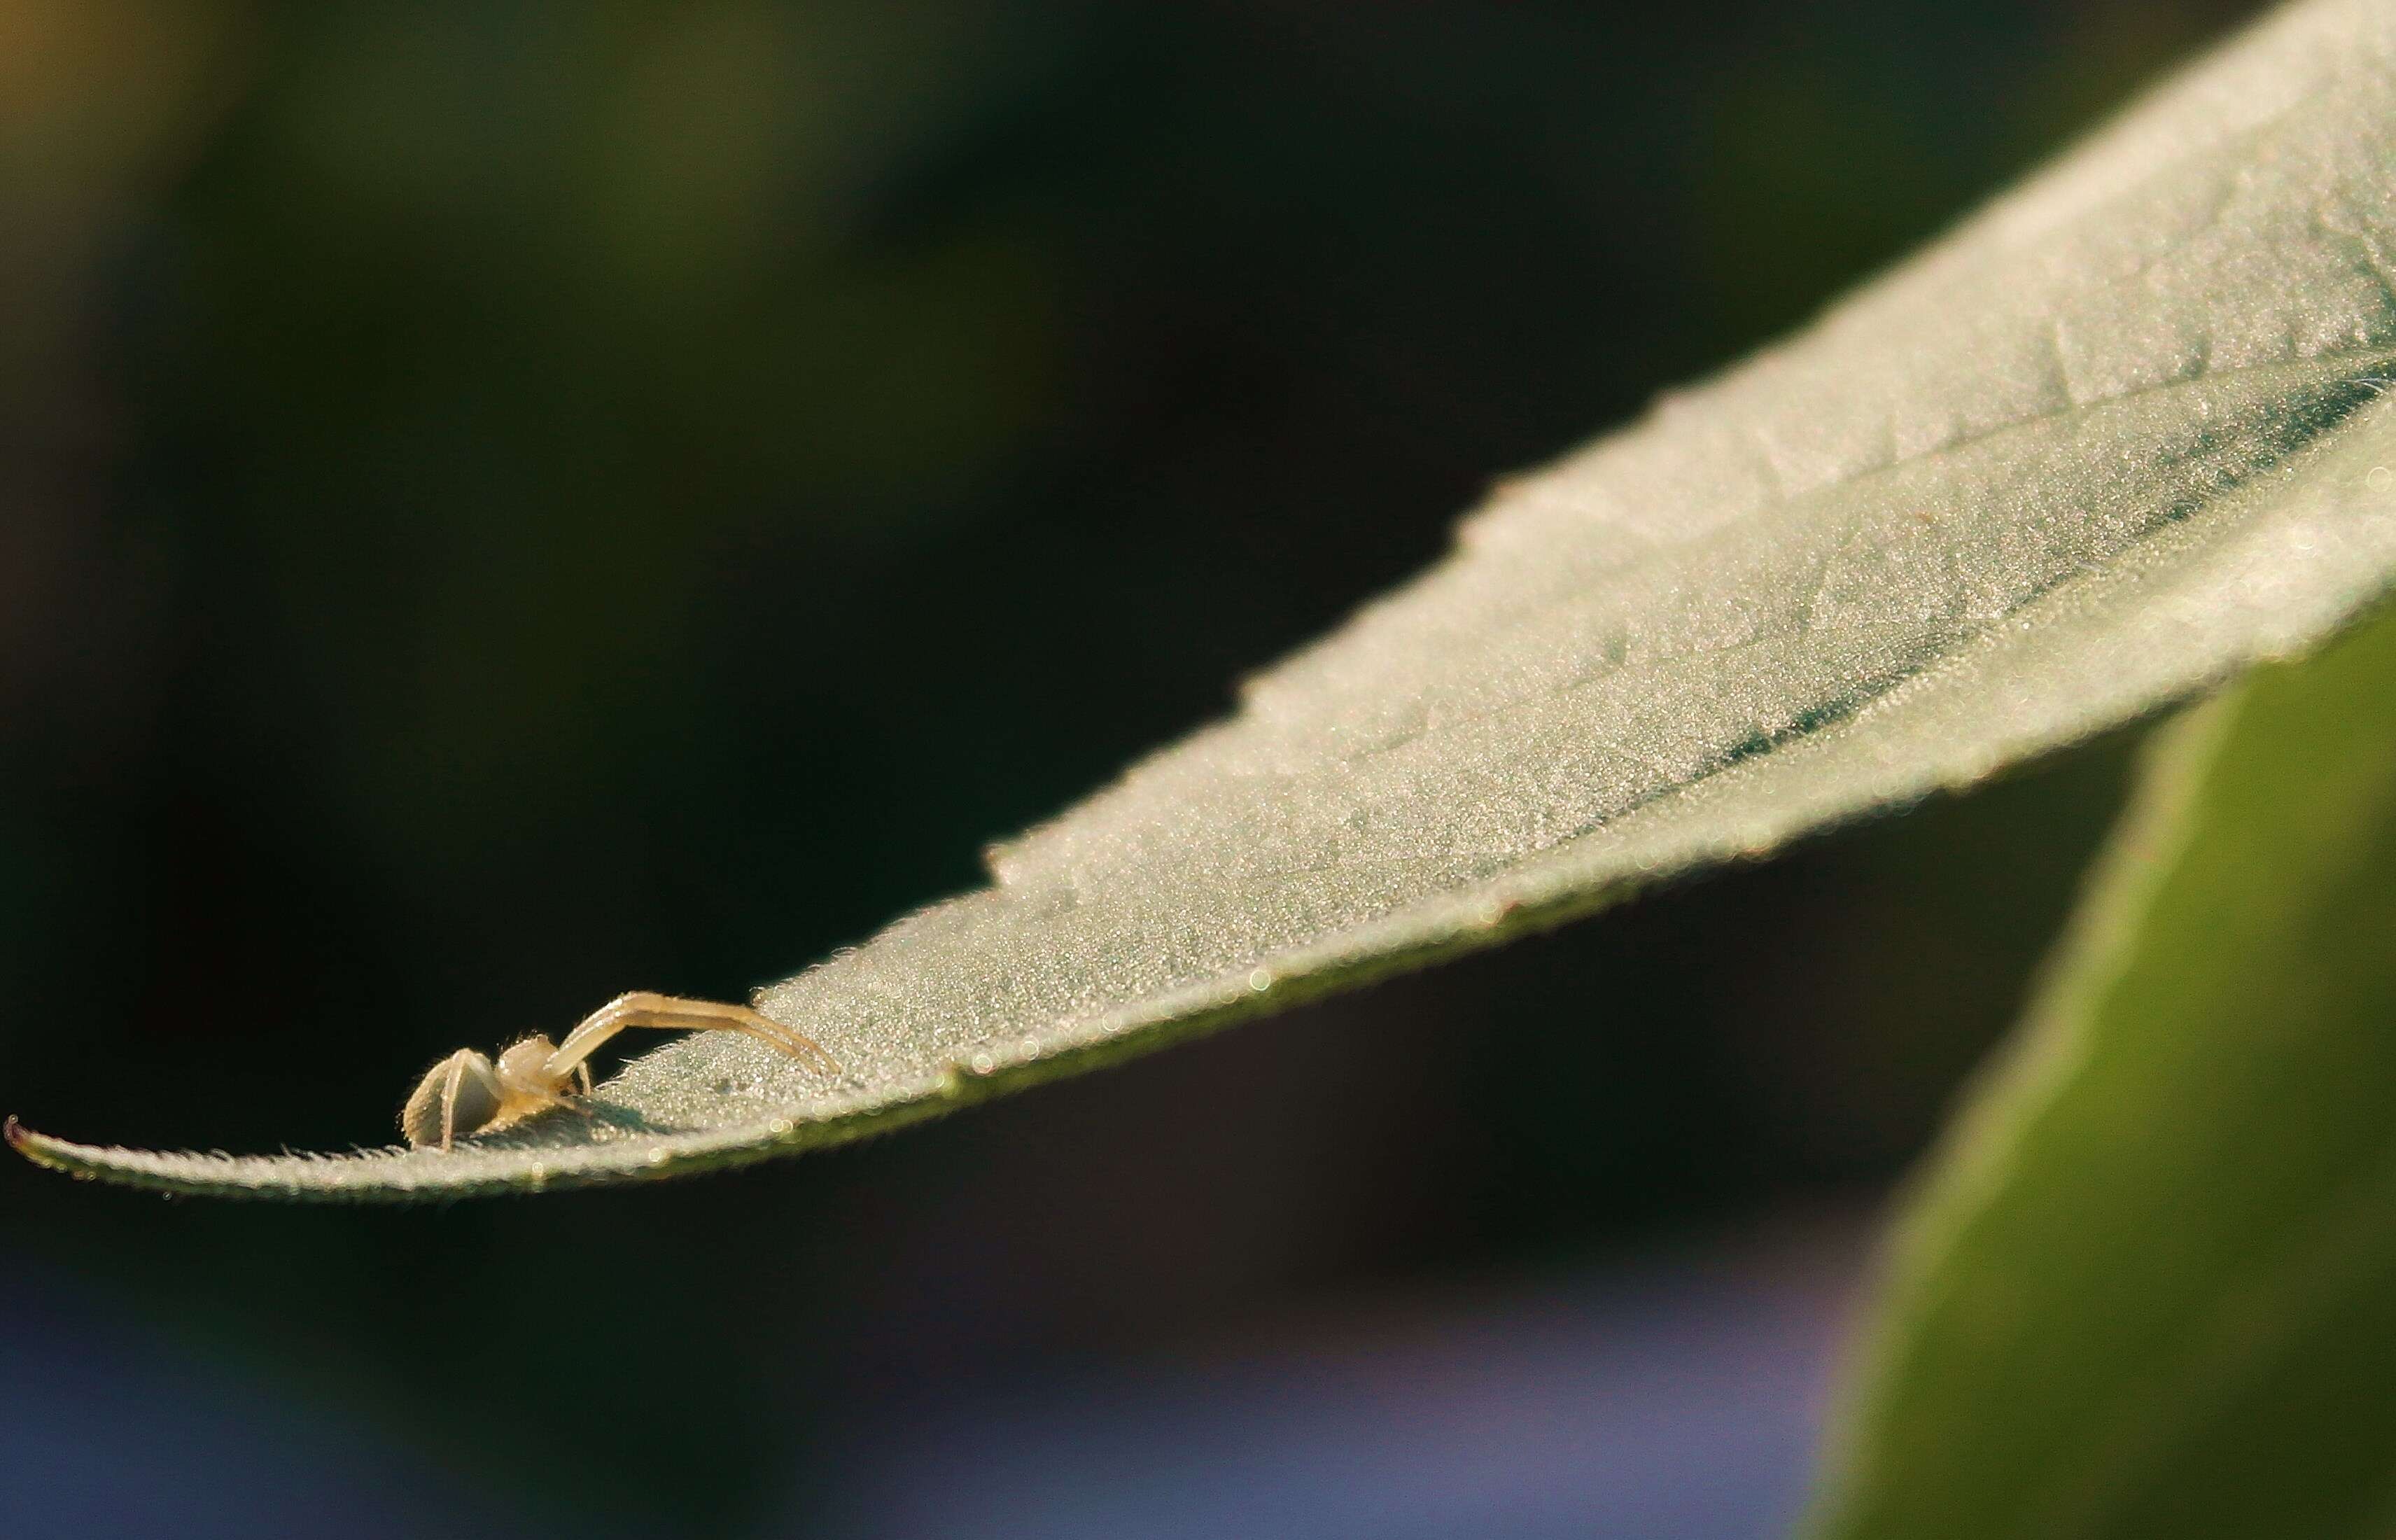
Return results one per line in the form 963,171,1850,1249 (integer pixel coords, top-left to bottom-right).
541,992,836,1083
442,1056,467,1151
627,1000,836,1070
636,995,836,1070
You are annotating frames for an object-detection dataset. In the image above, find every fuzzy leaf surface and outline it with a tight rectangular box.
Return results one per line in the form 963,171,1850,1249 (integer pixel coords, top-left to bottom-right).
18,0,2396,1199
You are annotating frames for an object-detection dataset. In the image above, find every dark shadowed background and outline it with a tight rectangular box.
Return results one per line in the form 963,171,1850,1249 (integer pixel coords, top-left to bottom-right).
0,1,2260,1534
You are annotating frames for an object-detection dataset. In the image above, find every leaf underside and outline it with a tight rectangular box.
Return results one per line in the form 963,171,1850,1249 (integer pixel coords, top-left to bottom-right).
17,0,2396,1200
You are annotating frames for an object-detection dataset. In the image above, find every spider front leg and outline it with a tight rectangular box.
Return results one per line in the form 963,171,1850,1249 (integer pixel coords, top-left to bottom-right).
541,991,836,1086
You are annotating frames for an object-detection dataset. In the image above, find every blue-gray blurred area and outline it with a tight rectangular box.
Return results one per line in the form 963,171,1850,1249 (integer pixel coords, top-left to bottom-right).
0,1210,1860,1539
0,1,2254,1535
792,1217,1865,1540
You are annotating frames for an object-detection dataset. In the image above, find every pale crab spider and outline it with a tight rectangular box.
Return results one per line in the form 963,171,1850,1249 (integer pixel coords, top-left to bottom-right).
400,991,836,1151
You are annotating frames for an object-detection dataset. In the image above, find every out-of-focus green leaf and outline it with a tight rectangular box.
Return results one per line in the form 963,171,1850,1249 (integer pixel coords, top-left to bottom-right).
15,0,2396,1200
1807,592,2396,1539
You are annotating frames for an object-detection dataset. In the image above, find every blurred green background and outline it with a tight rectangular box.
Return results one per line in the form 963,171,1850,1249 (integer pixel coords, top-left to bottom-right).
0,1,2261,1534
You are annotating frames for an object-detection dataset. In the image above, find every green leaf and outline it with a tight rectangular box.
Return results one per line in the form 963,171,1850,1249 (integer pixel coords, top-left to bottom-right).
16,0,2396,1200
1804,584,2396,1539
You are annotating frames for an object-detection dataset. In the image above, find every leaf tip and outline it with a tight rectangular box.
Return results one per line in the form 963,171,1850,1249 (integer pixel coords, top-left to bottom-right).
6,1116,90,1180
